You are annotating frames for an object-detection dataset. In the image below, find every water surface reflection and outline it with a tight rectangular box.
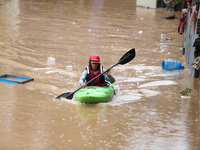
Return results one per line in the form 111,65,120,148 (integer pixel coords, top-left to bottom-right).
0,0,199,149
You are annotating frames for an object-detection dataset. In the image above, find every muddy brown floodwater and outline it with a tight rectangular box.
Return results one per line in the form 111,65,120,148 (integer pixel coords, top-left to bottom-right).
0,0,199,149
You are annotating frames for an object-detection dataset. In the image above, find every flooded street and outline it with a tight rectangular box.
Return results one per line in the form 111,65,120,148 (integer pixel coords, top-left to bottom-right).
0,0,199,149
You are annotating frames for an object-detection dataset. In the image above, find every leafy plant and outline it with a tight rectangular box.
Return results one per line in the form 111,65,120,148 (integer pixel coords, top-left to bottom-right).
180,88,193,96
174,0,182,5
168,0,182,5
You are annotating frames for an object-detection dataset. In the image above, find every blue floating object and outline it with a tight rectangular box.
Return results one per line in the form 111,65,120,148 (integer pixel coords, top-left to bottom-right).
0,74,34,84
162,60,184,70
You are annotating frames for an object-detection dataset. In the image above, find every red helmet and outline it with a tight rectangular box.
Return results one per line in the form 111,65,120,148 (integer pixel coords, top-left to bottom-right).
89,54,100,63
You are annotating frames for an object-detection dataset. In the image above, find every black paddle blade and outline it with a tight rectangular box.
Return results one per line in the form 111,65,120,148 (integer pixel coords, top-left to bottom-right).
55,92,74,100
119,48,135,65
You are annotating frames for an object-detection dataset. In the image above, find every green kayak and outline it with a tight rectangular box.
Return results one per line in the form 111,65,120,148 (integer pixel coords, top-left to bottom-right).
75,83,114,103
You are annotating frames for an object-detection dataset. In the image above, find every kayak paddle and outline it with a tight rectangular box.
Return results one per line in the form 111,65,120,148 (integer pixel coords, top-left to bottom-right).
56,48,136,100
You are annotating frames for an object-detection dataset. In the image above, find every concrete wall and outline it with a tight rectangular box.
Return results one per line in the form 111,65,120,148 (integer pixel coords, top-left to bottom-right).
182,7,200,78
136,0,157,8
182,8,196,76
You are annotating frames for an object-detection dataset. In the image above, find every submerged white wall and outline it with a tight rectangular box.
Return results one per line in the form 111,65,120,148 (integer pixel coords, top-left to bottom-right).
136,0,157,9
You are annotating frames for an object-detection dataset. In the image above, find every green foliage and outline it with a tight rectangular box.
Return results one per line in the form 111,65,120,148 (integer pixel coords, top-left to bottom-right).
167,0,182,5
174,0,182,5
180,88,193,96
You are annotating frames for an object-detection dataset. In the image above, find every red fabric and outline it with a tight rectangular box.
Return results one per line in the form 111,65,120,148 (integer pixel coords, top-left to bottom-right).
195,10,198,19
178,13,187,35
190,11,194,36
190,10,198,36
186,2,193,8
87,67,107,87
187,2,189,8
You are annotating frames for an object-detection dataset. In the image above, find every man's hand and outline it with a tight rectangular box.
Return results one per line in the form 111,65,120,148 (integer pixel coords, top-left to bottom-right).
81,82,86,87
106,70,111,77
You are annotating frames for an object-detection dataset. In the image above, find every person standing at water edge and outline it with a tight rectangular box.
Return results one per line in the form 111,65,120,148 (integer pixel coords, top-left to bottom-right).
79,54,115,87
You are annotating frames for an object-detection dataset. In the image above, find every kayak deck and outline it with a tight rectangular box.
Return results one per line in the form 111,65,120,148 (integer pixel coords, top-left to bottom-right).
75,84,114,103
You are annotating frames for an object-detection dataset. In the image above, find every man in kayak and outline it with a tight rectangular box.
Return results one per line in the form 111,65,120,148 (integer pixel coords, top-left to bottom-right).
79,54,115,87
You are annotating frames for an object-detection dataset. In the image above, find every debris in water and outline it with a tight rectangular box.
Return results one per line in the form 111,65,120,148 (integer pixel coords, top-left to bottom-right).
180,88,192,97
166,37,172,40
163,15,177,19
161,34,166,38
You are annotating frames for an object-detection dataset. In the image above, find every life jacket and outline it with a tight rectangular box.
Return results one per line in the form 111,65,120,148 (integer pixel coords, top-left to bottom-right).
85,66,107,87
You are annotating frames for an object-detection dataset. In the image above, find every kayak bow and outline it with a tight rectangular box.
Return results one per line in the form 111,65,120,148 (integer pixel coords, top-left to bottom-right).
75,82,114,103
